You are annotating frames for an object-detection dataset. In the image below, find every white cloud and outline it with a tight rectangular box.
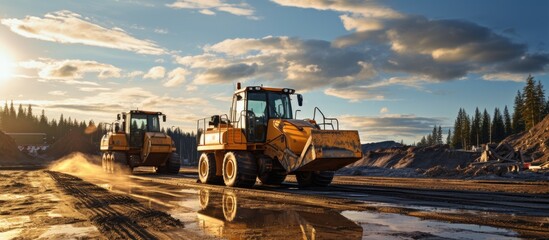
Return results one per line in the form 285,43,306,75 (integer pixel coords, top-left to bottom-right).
1,10,166,55
271,0,403,19
154,28,168,34
19,58,121,81
163,67,190,87
380,107,389,114
481,73,527,82
166,0,256,18
143,66,166,79
48,90,66,96
79,87,112,92
126,70,144,78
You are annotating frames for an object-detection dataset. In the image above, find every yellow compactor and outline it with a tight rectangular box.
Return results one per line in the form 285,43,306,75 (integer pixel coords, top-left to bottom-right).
100,110,180,174
197,85,362,188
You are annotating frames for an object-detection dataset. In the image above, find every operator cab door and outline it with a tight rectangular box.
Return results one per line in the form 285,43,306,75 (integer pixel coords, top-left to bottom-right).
230,91,268,143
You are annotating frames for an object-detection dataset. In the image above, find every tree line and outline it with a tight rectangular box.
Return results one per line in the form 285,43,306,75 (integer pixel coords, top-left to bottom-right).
0,104,198,163
417,75,548,149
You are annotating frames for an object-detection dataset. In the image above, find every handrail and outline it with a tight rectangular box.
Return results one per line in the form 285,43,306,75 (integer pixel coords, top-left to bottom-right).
312,107,339,130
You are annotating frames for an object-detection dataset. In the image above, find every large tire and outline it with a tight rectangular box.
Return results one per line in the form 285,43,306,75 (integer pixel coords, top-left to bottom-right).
198,153,222,184
106,153,114,174
222,152,257,188
112,152,131,174
296,171,335,187
166,153,181,174
101,153,108,173
155,153,180,174
258,171,287,185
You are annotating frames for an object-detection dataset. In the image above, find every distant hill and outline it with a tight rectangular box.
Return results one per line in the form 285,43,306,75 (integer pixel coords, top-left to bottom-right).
361,140,404,153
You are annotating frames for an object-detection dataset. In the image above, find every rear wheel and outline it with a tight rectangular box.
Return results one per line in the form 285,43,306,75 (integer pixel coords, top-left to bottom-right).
155,153,180,174
112,152,131,174
198,153,222,184
101,153,108,173
296,171,335,187
223,151,257,188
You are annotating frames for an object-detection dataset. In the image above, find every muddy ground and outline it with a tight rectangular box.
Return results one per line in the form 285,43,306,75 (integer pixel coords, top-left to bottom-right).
1,155,548,239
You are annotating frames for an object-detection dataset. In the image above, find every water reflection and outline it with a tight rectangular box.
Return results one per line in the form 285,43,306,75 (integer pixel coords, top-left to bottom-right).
196,190,363,239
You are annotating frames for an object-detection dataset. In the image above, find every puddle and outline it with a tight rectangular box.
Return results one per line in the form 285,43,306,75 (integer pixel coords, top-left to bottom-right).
194,190,363,239
82,175,528,240
38,224,99,239
342,211,519,239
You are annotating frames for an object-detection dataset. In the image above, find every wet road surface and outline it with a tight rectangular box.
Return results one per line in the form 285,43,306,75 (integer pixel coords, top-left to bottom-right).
76,169,549,239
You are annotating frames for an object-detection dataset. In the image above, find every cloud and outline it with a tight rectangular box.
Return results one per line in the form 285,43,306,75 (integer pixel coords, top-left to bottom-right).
180,36,377,91
339,114,444,143
154,28,168,34
19,58,121,82
126,70,144,78
481,73,528,82
163,67,190,87
271,0,403,19
380,107,388,114
143,66,166,79
48,90,66,96
1,10,165,55
79,87,112,92
166,0,256,18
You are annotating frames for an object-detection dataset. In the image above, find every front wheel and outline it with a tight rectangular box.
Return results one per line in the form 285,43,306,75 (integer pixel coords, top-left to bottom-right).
198,153,222,184
296,171,335,187
222,152,257,188
155,153,180,174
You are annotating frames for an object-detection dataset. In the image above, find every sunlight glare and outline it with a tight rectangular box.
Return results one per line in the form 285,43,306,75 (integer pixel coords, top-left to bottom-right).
0,52,14,80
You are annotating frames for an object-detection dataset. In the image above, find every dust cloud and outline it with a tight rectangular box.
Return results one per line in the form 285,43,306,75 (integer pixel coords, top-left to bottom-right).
48,152,129,181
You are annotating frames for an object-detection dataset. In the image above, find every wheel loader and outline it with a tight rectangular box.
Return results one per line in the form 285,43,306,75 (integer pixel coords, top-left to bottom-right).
100,110,180,174
197,84,362,188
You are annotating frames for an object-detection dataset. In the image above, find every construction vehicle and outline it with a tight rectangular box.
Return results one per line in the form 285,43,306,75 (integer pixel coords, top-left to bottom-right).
100,110,180,174
197,84,362,188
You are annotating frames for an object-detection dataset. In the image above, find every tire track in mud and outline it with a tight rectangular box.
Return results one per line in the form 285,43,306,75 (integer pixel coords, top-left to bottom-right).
46,171,183,240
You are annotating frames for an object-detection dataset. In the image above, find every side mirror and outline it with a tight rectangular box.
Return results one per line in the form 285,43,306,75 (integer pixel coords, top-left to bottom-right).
236,94,243,101
122,114,126,120
117,114,121,120
163,115,166,122
297,94,303,107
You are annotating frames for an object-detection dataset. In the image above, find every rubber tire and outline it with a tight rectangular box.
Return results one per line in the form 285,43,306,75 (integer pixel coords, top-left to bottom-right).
222,151,257,188
101,153,108,173
258,171,287,185
112,152,131,174
155,153,180,174
296,171,335,187
198,153,222,184
106,153,114,174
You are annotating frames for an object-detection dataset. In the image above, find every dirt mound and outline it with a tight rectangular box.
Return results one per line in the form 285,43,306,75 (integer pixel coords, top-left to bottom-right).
349,145,478,170
504,115,549,165
0,130,30,165
46,130,98,158
361,140,404,153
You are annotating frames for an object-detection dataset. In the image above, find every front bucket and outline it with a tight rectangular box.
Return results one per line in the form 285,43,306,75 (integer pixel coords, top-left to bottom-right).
284,130,362,172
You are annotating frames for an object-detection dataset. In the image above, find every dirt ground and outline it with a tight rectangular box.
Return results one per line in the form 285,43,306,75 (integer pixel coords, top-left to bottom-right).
1,155,548,239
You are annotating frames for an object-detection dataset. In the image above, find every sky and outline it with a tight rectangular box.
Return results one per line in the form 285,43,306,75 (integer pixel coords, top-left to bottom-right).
0,0,547,144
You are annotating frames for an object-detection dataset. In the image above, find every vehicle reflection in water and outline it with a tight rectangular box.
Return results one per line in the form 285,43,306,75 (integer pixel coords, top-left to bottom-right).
196,190,363,239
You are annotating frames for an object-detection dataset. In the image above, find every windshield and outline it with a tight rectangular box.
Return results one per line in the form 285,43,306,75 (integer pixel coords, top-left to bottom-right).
267,92,292,119
130,114,161,132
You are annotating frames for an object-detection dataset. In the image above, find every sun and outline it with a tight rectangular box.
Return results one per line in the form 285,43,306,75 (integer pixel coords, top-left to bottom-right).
0,53,14,80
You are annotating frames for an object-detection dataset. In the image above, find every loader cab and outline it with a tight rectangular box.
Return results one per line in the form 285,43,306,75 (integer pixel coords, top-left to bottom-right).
230,87,295,143
123,110,165,148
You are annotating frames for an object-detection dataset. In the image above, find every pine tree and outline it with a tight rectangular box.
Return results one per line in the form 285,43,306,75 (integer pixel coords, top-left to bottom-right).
522,75,541,129
481,109,491,144
536,80,547,120
503,106,512,137
470,108,481,147
512,90,525,134
491,108,505,143
446,128,451,145
437,125,443,145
